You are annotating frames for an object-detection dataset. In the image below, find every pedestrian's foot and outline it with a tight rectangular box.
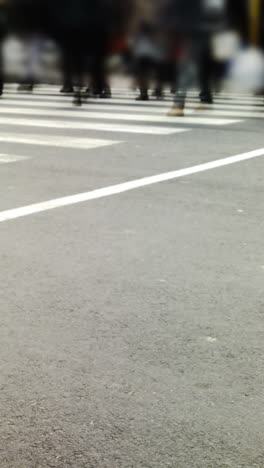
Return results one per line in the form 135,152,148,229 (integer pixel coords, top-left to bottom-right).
17,84,34,92
73,94,82,106
152,89,164,99
85,87,95,98
136,94,149,101
100,88,112,99
195,103,213,110
60,86,74,93
167,106,184,117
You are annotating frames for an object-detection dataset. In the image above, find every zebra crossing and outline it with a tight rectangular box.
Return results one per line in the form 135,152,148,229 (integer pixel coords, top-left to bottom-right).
0,84,263,165
0,153,29,164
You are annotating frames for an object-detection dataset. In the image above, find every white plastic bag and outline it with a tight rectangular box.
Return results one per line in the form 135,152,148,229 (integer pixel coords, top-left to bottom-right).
211,30,240,61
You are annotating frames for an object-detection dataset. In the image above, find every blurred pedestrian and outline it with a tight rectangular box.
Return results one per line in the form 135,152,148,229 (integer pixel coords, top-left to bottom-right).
132,23,163,101
166,0,228,116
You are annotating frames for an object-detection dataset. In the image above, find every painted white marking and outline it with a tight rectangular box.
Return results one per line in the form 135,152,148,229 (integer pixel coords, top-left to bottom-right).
88,92,264,104
194,108,264,119
0,147,263,223
206,337,217,343
109,96,264,107
0,117,187,135
3,98,264,116
4,86,259,99
4,86,263,100
2,94,262,110
190,103,264,111
0,106,241,126
4,92,264,110
0,133,119,149
0,153,28,163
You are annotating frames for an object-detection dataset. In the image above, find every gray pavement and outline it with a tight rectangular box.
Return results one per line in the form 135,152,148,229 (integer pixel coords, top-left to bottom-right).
0,85,264,468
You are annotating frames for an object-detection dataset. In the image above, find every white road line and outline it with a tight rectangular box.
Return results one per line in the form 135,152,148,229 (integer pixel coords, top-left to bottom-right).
4,92,74,101
193,108,264,118
81,91,264,102
0,147,263,223
106,95,264,106
0,153,29,163
0,117,188,135
4,95,263,116
0,133,120,149
3,86,260,98
4,87,264,100
4,92,264,108
110,96,264,106
2,98,264,115
0,106,241,126
9,88,263,99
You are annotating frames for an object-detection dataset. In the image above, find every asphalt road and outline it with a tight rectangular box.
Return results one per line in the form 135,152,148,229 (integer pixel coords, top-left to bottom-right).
0,85,264,468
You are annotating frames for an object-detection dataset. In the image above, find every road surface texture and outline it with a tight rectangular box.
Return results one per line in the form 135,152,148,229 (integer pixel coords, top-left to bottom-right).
0,84,264,468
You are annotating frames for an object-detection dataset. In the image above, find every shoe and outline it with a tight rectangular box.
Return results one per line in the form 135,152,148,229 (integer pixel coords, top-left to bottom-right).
100,88,112,99
152,89,164,99
167,106,184,117
195,103,213,110
73,93,82,106
17,83,34,92
60,86,74,93
136,94,149,101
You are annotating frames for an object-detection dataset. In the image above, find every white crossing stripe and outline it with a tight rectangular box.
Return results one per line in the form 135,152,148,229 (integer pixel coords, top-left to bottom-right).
6,88,264,104
5,89,264,107
0,132,121,149
0,117,188,135
4,86,264,101
0,105,242,126
3,85,259,97
1,98,263,118
193,108,264,118
7,87,263,101
4,91,260,111
0,153,29,164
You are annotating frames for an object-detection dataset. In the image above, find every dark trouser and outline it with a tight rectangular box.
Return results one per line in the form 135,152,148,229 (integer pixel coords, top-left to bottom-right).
135,57,155,97
61,48,74,89
89,52,107,95
60,44,85,93
174,34,213,109
0,40,3,95
61,30,108,96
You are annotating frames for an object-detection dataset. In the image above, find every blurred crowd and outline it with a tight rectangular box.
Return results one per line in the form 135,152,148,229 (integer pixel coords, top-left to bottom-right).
0,0,263,108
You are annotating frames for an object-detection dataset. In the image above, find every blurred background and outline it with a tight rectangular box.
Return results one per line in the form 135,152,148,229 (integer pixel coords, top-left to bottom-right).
0,0,263,97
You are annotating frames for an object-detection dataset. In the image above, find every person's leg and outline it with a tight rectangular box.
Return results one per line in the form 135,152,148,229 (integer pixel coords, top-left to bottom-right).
153,61,165,99
91,55,107,97
136,57,151,100
168,49,194,115
17,37,34,92
0,39,4,96
197,35,213,105
29,36,42,88
60,45,74,93
73,48,86,106
89,30,109,98
20,36,42,92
